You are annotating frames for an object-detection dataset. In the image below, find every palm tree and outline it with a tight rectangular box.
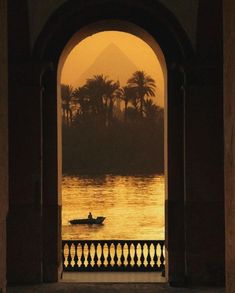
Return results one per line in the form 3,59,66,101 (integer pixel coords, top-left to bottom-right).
105,80,120,125
119,86,137,121
73,75,120,125
72,86,91,116
61,84,74,125
85,74,108,115
144,98,160,121
127,70,156,117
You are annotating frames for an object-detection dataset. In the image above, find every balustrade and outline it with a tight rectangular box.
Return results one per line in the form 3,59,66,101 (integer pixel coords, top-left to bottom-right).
62,240,165,272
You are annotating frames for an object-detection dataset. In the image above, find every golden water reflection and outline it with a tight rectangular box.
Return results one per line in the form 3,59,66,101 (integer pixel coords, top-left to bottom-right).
62,175,165,240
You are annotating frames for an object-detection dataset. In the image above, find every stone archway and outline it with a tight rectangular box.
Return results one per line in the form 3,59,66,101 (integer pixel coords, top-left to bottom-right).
35,3,192,284
6,0,198,286
59,21,167,279
5,0,225,288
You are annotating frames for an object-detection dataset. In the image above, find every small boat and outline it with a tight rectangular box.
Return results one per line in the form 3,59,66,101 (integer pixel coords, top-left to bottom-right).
69,216,105,225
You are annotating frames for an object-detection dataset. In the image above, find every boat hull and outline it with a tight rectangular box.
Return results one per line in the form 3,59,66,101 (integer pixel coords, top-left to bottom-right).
69,216,105,225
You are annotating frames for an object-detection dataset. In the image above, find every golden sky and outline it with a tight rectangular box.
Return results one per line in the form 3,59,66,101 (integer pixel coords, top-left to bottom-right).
61,31,164,107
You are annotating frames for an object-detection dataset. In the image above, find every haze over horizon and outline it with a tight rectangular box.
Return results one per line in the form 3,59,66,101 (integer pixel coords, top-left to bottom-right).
61,31,165,107
73,43,138,88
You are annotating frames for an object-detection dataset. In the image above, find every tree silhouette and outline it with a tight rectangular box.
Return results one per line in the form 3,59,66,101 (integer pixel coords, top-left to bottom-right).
85,74,108,116
105,79,120,125
73,75,120,125
144,98,160,121
72,86,91,116
61,71,164,174
61,84,74,125
119,86,137,121
127,71,156,117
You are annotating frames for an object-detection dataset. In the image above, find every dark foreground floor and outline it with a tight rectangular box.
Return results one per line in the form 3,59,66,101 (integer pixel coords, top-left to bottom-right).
7,283,225,293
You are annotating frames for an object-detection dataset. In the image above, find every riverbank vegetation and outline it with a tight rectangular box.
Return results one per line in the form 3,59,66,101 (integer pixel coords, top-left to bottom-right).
62,71,164,174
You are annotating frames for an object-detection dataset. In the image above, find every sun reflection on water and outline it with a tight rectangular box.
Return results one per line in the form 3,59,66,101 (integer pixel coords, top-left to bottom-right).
62,174,165,240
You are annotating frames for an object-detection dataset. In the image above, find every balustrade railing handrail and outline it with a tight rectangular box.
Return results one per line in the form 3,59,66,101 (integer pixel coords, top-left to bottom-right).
63,239,164,244
62,239,165,272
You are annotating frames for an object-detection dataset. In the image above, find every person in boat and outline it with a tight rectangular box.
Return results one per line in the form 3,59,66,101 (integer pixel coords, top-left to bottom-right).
88,212,93,219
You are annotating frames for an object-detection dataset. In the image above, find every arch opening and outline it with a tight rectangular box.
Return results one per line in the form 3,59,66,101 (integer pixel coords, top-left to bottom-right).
38,5,190,282
59,22,167,280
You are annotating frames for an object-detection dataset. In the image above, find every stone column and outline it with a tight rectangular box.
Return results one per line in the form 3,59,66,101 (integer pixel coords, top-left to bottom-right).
166,64,186,285
7,64,43,284
185,75,224,285
224,0,235,292
0,0,8,292
41,68,62,282
183,0,224,285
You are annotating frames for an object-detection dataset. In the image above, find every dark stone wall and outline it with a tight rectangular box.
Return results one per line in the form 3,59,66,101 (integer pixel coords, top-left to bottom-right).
27,0,198,50
7,0,44,284
6,0,225,287
0,0,8,292
224,0,235,292
7,63,44,283
7,0,62,284
184,0,224,285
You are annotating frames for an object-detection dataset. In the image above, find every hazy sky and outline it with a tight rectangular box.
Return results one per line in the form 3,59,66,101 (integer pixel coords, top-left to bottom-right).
61,31,164,107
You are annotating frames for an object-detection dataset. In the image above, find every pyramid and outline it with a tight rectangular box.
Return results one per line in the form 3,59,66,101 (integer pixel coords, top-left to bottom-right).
73,43,138,88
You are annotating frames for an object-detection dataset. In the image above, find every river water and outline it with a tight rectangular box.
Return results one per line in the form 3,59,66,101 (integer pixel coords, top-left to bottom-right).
62,174,165,240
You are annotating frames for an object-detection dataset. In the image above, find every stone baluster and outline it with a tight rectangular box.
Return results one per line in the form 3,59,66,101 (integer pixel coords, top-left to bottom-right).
73,242,79,269
62,240,165,272
67,242,72,270
140,242,145,268
87,242,92,268
153,242,158,267
62,242,66,269
113,242,118,266
100,242,105,268
107,242,112,267
146,242,152,268
126,242,131,268
80,242,85,269
120,242,125,267
133,242,138,268
160,241,165,270
93,242,98,269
